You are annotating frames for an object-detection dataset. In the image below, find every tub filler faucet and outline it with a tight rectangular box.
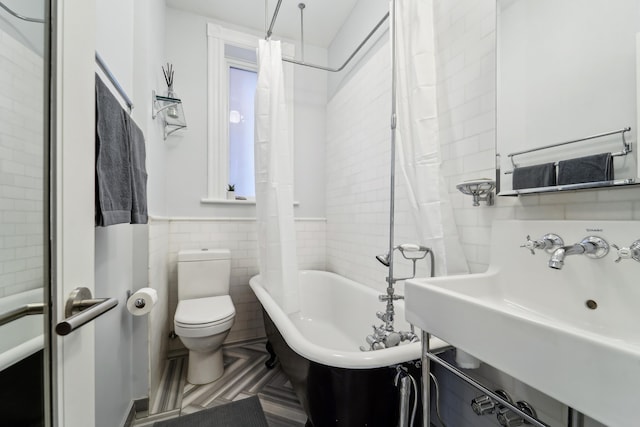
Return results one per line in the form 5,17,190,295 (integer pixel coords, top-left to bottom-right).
361,322,419,352
548,236,609,270
362,244,433,351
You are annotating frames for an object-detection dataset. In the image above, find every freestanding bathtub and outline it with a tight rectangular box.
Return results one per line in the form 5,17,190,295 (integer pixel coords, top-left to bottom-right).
249,270,447,427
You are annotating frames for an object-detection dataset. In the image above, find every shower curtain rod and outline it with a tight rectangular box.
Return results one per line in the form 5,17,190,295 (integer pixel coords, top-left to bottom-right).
0,1,44,23
265,0,389,73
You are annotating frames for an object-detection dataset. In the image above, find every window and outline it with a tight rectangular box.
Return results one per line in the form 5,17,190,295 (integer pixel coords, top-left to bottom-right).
228,66,257,197
205,23,295,203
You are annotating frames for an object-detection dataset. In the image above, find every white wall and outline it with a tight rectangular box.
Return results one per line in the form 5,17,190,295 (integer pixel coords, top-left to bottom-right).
157,7,329,355
147,218,169,413
163,7,327,219
94,1,137,425
132,0,169,413
325,11,434,297
325,40,396,292
497,0,639,191
324,0,639,425
94,0,167,425
326,0,388,98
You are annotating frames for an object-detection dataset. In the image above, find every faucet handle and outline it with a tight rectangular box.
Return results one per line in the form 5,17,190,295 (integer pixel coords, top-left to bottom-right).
612,240,640,263
471,395,496,415
520,235,536,255
521,233,564,255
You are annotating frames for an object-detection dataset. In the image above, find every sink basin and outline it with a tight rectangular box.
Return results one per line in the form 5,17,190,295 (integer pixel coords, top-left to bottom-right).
405,220,640,426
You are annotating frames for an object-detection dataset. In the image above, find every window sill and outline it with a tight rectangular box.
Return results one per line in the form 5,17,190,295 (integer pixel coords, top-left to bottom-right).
200,198,300,206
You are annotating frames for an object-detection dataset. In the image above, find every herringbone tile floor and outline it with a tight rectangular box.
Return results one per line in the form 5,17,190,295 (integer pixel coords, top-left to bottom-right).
135,339,306,426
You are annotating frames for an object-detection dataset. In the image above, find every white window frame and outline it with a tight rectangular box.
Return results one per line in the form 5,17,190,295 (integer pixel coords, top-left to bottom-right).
204,23,295,202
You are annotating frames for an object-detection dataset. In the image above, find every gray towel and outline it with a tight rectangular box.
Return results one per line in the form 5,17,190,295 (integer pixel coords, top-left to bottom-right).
512,162,556,190
557,153,613,185
95,75,131,226
127,116,148,224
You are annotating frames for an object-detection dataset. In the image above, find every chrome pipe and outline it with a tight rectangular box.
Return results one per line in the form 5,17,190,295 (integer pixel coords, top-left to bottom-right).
265,0,283,39
385,0,398,321
298,3,305,63
282,12,389,72
0,303,45,327
422,331,431,427
96,52,134,110
508,127,631,168
398,374,411,427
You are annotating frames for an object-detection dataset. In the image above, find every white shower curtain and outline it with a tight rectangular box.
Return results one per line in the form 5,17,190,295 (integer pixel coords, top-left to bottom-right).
395,0,469,276
254,39,299,314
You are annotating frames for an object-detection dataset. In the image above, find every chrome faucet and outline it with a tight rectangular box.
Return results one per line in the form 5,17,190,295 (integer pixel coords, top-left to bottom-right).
548,236,609,270
362,243,432,351
520,233,563,255
361,322,419,351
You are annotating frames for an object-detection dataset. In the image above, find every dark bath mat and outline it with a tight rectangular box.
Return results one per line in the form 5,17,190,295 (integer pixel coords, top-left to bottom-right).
153,396,269,427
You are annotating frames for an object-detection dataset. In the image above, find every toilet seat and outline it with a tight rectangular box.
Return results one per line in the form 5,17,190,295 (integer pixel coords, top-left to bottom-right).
174,295,235,338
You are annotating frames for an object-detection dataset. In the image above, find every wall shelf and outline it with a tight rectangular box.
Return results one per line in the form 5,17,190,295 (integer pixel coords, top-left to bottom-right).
152,90,187,139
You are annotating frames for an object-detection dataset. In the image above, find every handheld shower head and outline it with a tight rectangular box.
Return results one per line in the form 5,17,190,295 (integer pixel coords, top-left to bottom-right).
376,253,390,266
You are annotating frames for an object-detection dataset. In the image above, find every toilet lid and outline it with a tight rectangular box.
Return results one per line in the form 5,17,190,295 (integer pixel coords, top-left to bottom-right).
175,295,235,325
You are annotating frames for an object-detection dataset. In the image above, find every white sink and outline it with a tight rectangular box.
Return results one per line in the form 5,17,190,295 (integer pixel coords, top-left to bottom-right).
405,220,640,427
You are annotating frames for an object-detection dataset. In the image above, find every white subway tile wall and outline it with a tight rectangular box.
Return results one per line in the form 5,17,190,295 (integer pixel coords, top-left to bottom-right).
436,0,640,277
436,0,611,425
324,0,617,425
0,30,44,299
164,218,325,349
325,38,433,296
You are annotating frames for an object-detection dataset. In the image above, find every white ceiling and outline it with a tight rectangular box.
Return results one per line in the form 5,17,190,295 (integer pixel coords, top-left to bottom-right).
165,0,359,48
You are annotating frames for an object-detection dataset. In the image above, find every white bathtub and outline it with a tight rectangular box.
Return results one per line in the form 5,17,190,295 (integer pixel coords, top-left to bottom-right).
250,270,447,368
251,270,448,426
0,288,45,371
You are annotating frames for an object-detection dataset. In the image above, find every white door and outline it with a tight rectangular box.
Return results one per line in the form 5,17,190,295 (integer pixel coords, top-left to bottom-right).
52,0,97,426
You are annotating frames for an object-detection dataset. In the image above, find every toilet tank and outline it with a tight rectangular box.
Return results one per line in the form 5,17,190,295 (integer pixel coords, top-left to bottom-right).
177,249,231,300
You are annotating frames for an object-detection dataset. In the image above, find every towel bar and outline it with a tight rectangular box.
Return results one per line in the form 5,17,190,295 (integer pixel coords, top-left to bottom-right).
96,52,134,111
507,127,632,169
504,148,629,175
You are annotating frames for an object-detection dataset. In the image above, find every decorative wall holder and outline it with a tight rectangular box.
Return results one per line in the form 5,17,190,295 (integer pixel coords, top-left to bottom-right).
152,90,187,139
152,63,187,139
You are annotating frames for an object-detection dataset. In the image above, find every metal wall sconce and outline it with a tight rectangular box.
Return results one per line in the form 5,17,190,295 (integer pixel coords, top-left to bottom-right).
456,179,495,206
152,90,187,139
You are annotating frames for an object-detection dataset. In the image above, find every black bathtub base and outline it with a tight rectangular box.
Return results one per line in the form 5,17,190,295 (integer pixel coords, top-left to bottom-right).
265,340,278,369
262,309,423,427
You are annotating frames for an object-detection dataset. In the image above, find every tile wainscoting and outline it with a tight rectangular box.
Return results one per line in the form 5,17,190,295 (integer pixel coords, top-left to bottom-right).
148,216,326,353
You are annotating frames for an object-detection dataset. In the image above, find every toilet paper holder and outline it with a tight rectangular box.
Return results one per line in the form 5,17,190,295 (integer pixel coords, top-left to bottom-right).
126,288,158,316
126,290,148,308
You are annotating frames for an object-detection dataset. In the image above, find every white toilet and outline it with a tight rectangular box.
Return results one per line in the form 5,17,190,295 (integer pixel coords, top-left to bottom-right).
174,248,235,384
